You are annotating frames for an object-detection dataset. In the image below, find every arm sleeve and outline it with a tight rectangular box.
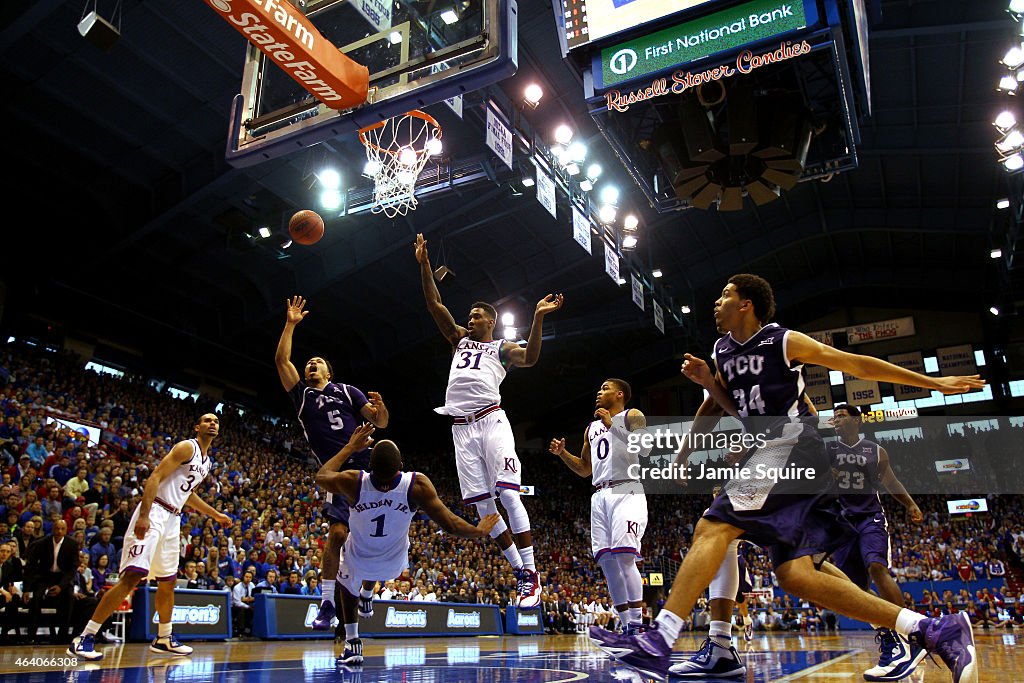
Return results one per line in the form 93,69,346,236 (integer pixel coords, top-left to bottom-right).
347,385,369,412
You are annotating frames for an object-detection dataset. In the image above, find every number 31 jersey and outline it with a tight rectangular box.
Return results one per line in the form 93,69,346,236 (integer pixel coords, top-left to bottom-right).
439,336,507,415
712,323,812,433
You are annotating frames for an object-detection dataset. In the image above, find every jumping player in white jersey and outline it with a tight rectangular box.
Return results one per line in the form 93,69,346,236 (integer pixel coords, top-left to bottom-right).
315,424,499,664
276,295,390,629
69,414,232,661
415,233,562,608
548,379,648,634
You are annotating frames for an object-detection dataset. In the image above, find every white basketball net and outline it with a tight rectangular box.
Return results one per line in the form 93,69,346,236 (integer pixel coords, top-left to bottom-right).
359,111,443,218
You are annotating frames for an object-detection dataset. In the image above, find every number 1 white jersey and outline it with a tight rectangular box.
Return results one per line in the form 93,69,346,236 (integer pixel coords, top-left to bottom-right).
437,336,507,415
157,438,211,511
589,410,639,487
344,472,418,578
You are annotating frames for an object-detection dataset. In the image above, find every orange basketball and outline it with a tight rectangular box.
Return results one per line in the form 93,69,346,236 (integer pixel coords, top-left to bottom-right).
288,210,325,245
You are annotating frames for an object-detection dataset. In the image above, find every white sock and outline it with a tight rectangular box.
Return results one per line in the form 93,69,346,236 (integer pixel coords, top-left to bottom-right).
519,546,536,571
83,620,103,637
322,580,335,605
617,608,629,627
345,623,359,640
628,607,642,623
158,622,172,639
502,544,524,570
895,609,926,639
655,610,685,643
709,619,732,645
359,586,374,599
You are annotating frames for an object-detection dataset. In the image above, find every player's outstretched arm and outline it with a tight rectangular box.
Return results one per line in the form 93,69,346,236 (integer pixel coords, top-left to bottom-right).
275,296,309,391
411,474,500,539
786,331,986,395
184,492,233,529
877,447,923,523
507,294,564,368
548,427,592,477
360,391,390,428
315,424,375,493
134,441,195,540
415,233,467,346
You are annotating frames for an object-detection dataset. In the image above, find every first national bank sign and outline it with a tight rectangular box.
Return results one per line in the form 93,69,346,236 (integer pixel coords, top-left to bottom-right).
597,0,810,93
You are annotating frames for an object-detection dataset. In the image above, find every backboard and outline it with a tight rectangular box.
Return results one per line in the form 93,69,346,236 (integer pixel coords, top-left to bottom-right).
225,0,517,167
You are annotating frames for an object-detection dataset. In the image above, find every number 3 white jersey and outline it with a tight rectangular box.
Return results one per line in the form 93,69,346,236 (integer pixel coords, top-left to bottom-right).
589,410,639,487
436,337,507,415
158,439,211,512
343,472,418,579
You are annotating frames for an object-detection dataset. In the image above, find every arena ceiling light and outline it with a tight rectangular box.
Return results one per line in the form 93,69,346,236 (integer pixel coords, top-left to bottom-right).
621,234,638,250
1003,152,1024,170
990,306,1001,316
995,111,1017,131
440,8,459,24
652,269,663,278
363,160,382,177
992,248,1004,258
521,176,536,187
565,163,581,176
598,204,617,223
586,164,603,180
1000,74,1019,93
389,31,403,45
579,179,593,191
318,168,341,189
503,327,517,339
1011,0,1024,16
320,189,343,210
258,226,272,239
501,312,515,326
1003,45,1024,69
623,214,639,231
997,198,1011,209
523,83,543,109
566,142,587,163
554,124,573,145
681,305,691,314
996,128,1024,153
600,185,620,205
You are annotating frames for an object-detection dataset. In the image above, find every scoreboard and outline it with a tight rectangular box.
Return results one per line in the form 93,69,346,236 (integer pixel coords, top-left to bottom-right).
562,0,721,49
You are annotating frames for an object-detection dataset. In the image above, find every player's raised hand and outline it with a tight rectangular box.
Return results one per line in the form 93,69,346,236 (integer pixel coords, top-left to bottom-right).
415,233,429,264
475,513,502,537
933,375,986,395
681,353,714,387
536,293,564,316
286,296,309,325
348,423,376,451
367,391,386,411
594,408,613,428
548,437,566,456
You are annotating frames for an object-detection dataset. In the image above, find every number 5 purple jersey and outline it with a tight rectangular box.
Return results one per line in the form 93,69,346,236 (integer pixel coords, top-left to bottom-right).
288,380,370,468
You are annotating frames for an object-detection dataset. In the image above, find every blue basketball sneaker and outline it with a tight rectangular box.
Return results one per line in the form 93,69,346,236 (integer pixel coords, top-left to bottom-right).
591,624,673,681
150,634,193,656
339,638,363,665
863,628,927,681
910,612,977,683
669,637,746,678
68,633,103,661
312,601,337,630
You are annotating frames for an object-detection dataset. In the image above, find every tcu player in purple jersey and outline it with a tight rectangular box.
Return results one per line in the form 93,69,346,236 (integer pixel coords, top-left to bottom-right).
416,233,562,608
828,403,926,681
596,274,986,683
275,296,390,630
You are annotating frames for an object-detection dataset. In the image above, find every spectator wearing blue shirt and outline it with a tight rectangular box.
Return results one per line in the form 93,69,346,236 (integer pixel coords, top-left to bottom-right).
88,526,119,572
49,455,75,487
280,571,304,595
25,437,48,467
301,574,322,596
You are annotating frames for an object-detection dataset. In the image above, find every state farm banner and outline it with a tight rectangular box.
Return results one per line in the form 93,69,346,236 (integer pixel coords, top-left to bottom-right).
808,317,915,347
204,0,368,109
803,365,833,411
936,344,977,377
888,351,931,400
844,373,880,406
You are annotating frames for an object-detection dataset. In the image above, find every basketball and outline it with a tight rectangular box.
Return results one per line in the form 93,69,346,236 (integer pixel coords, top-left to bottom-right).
288,210,324,245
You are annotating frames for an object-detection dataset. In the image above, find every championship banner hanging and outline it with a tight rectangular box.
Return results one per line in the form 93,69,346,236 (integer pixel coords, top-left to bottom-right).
572,206,592,254
604,242,620,283
631,274,644,310
803,365,833,411
888,351,931,400
844,373,880,407
936,344,977,377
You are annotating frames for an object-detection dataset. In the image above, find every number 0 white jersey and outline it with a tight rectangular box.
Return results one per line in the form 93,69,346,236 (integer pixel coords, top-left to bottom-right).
589,410,639,487
344,472,418,576
157,438,211,511
437,336,507,415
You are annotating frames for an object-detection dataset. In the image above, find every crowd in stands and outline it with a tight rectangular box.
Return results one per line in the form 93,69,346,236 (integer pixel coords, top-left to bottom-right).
0,342,1022,643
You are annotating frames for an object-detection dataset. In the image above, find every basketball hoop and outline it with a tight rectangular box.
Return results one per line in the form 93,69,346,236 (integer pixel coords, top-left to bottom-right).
359,110,443,218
